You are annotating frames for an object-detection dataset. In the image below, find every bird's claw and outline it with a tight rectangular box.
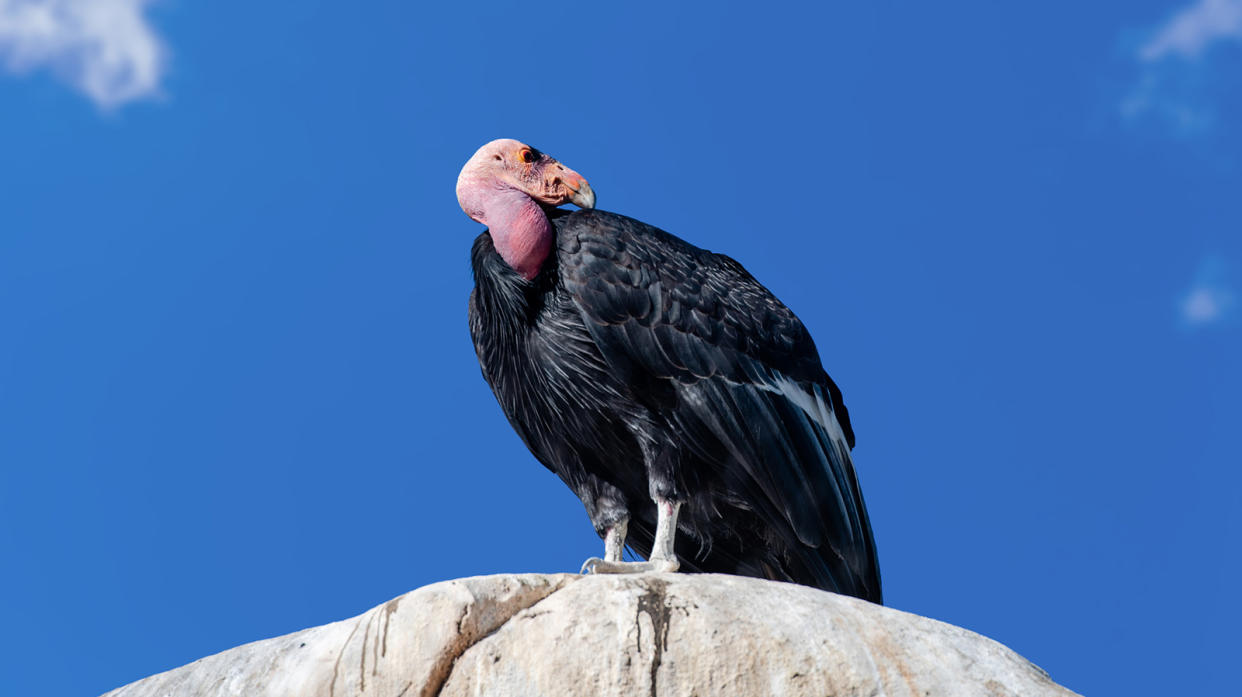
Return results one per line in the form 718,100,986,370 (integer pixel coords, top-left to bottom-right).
579,557,680,575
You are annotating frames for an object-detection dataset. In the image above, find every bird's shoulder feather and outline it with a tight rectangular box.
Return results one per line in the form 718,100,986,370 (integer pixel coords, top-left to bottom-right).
554,208,853,445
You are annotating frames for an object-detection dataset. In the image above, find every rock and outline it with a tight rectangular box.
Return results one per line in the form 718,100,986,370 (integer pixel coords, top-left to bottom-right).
104,573,1079,697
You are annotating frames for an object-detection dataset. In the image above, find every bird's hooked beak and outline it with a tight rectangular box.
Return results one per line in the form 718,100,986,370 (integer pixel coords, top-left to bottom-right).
542,160,595,210
567,176,596,210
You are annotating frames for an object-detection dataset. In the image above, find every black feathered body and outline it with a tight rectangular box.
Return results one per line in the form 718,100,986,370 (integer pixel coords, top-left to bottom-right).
468,209,881,602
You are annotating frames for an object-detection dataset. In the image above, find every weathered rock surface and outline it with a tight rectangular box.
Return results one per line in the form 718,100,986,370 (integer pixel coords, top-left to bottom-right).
105,573,1079,697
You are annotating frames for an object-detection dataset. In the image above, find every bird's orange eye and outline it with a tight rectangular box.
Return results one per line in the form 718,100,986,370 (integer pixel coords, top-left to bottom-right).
519,149,536,164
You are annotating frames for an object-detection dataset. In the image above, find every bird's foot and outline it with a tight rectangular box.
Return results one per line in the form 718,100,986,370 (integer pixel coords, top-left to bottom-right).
580,557,680,575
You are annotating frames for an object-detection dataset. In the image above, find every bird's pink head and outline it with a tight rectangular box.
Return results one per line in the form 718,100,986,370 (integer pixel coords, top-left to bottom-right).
457,139,595,279
456,139,595,222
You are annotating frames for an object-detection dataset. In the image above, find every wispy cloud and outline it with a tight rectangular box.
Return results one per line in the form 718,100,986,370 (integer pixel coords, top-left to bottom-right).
1140,0,1242,61
1122,0,1242,136
1180,256,1235,327
0,0,166,109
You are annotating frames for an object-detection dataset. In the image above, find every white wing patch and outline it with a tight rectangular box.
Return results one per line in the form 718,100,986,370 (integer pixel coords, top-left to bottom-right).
755,371,852,455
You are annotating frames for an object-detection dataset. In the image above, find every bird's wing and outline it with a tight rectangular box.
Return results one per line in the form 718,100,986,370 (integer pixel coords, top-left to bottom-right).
557,210,879,599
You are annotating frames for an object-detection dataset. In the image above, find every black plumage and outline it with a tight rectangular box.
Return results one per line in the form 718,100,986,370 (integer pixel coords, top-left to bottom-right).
469,208,882,603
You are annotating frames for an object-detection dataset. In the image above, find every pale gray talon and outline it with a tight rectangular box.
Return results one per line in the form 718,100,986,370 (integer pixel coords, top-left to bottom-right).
580,499,682,576
580,558,680,575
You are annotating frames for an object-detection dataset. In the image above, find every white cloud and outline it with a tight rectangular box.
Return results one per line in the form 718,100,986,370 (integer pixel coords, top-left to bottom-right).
1140,0,1242,62
1182,286,1231,324
0,0,166,109
1119,71,1215,137
1180,256,1235,327
1122,0,1242,135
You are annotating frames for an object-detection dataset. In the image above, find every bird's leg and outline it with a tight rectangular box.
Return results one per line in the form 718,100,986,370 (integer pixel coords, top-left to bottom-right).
648,498,680,568
604,517,628,563
580,499,681,575
580,519,629,574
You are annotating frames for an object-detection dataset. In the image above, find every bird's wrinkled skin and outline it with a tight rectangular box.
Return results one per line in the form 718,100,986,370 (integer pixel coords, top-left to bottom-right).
456,138,594,224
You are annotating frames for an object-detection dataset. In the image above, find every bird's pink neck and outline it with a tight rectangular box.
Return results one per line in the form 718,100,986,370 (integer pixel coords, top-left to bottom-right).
481,188,552,280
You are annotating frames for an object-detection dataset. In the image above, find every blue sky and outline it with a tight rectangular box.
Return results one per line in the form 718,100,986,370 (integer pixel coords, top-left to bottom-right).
1,1,1239,695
